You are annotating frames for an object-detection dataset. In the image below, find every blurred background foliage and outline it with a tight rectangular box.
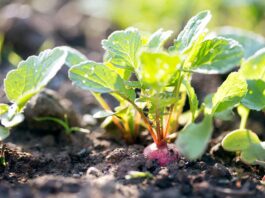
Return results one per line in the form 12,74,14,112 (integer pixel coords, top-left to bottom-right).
0,0,264,66
110,0,265,32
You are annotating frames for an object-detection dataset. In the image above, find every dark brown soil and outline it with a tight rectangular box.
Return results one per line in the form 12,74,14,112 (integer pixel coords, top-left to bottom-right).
0,118,265,198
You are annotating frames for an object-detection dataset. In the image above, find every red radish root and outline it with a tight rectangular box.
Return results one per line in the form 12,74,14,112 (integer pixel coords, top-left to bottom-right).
144,143,180,166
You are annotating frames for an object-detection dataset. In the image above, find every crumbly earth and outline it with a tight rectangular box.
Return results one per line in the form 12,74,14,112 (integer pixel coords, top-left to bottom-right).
0,125,264,198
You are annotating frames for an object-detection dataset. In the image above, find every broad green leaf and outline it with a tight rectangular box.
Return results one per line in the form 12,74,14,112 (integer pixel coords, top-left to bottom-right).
138,51,180,90
172,10,211,52
0,104,9,115
240,48,265,81
187,37,244,74
0,126,10,141
222,129,260,151
203,94,234,121
176,115,213,160
212,72,247,113
182,80,198,121
147,29,172,50
69,61,135,100
105,62,132,80
241,80,265,111
241,143,265,164
102,27,142,69
218,27,265,58
4,48,67,111
60,46,87,67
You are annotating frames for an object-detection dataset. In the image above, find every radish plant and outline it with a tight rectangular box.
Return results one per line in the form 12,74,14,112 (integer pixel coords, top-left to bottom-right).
69,10,244,165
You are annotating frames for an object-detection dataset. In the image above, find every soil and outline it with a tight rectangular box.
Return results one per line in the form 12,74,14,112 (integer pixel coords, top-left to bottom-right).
1,121,265,198
0,2,265,197
0,85,265,198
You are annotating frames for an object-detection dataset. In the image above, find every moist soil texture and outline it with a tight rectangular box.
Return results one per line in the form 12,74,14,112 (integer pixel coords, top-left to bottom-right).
0,86,264,198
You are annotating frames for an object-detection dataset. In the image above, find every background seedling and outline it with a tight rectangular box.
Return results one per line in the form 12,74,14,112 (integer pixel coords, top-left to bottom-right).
35,115,90,135
0,46,86,164
221,48,265,166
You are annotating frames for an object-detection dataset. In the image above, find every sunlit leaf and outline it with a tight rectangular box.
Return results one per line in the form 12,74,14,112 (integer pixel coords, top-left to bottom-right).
222,129,260,151
138,51,180,90
241,80,265,111
4,48,67,111
60,46,87,67
187,37,243,74
172,10,211,52
203,93,234,120
69,61,135,101
147,29,172,50
176,115,213,160
240,48,265,81
102,27,142,69
212,72,247,113
218,27,265,58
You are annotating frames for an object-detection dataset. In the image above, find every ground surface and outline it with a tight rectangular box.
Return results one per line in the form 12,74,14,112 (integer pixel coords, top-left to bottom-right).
0,113,265,198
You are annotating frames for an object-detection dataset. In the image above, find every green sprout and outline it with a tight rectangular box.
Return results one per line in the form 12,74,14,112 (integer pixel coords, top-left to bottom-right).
35,115,90,135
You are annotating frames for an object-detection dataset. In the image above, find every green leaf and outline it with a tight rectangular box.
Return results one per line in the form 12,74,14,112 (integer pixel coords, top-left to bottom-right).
60,46,87,67
203,93,234,121
222,129,260,151
4,48,67,111
241,80,265,111
0,126,10,141
105,62,132,80
187,37,244,74
176,115,213,160
0,104,9,116
218,27,265,58
241,143,265,164
182,80,198,121
212,72,247,113
172,10,211,52
102,27,142,69
240,48,265,81
147,29,172,50
138,51,180,90
69,61,135,101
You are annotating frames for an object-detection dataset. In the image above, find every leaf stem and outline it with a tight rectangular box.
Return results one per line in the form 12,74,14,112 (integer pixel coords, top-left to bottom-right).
92,93,127,135
164,74,184,138
239,106,250,130
118,94,158,145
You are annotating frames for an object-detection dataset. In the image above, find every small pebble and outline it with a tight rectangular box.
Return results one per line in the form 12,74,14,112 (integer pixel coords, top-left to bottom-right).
86,167,102,177
82,114,97,126
178,160,185,168
72,174,81,178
